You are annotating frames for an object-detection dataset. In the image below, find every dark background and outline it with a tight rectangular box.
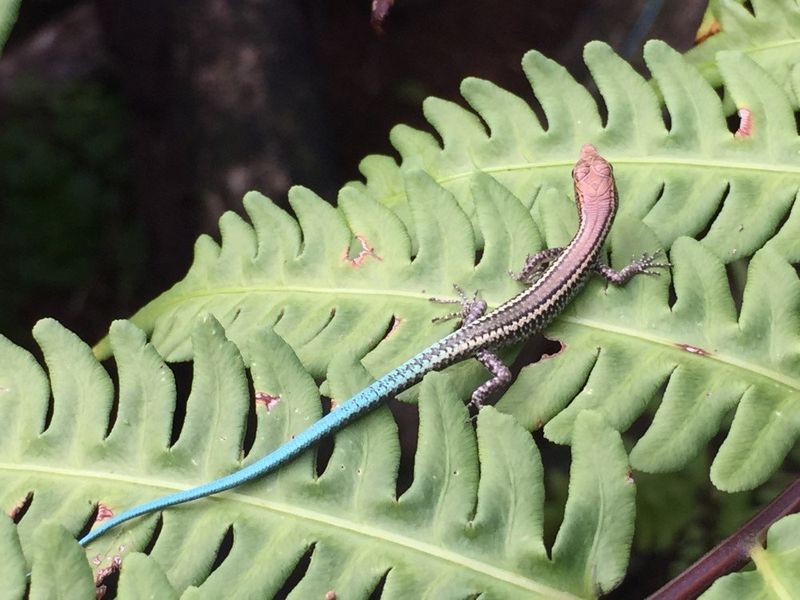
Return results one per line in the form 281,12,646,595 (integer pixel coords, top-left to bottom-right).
0,0,707,347
1,1,730,596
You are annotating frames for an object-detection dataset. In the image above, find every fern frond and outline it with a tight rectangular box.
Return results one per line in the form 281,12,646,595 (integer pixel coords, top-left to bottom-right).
0,516,26,598
88,41,800,491
103,41,800,368
685,0,800,108
354,41,800,260
30,522,95,598
2,319,635,598
499,224,800,491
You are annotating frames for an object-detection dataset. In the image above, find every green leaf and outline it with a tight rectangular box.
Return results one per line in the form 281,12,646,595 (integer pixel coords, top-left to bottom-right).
699,513,800,599
0,0,20,55
30,521,95,599
552,411,635,596
96,40,800,361
118,553,180,600
685,0,800,108
2,319,635,598
86,40,800,491
501,228,800,492
354,40,799,260
0,515,27,598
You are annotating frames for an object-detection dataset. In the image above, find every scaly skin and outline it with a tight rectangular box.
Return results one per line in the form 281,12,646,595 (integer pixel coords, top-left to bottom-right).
79,144,667,547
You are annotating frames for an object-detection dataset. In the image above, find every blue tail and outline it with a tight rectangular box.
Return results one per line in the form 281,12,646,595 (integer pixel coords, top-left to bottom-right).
79,359,425,547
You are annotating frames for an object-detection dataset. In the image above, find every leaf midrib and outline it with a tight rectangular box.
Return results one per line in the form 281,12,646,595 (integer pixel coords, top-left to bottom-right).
689,38,800,73
380,156,800,206
1,462,579,600
132,281,800,395
561,314,800,393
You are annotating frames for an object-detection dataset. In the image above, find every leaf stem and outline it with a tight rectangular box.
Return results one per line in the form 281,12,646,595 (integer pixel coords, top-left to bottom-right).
646,478,800,599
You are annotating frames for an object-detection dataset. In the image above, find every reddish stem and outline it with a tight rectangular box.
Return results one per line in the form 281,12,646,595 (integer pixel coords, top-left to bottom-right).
647,478,800,599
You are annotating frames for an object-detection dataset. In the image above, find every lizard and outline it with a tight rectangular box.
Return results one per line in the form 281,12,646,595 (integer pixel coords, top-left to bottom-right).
78,143,668,547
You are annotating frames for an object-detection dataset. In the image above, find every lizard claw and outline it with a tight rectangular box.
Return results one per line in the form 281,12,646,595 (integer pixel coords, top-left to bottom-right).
631,250,671,276
429,284,486,325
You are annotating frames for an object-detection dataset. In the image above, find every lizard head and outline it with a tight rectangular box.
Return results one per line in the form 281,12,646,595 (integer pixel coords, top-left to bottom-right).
572,144,617,214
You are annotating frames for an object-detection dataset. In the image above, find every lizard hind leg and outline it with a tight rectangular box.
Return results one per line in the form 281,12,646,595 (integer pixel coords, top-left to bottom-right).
470,349,512,411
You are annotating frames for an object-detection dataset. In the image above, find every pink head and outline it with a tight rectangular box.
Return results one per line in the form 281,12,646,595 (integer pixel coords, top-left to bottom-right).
572,144,617,215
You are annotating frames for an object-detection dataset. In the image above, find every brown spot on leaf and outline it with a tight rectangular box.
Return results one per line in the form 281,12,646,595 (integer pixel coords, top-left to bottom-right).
343,235,382,267
255,391,281,412
94,554,122,597
385,316,403,339
695,18,721,44
735,108,752,138
96,503,114,522
8,492,32,520
677,343,710,357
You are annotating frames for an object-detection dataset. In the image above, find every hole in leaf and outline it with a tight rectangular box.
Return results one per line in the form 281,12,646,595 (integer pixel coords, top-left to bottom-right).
42,382,54,433
208,525,234,576
76,503,99,541
425,119,446,153
96,567,121,599
667,270,677,311
378,314,402,344
725,257,749,320
389,397,419,497
661,104,672,133
626,368,672,440
368,569,391,599
695,182,730,242
315,395,335,476
473,246,484,268
142,514,164,554
527,91,549,133
9,492,33,524
242,370,257,458
274,543,315,599
513,334,564,371
538,432,571,549
641,181,666,218
105,357,121,438
594,83,609,129
169,362,193,446
742,0,755,15
272,307,286,329
725,110,741,136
